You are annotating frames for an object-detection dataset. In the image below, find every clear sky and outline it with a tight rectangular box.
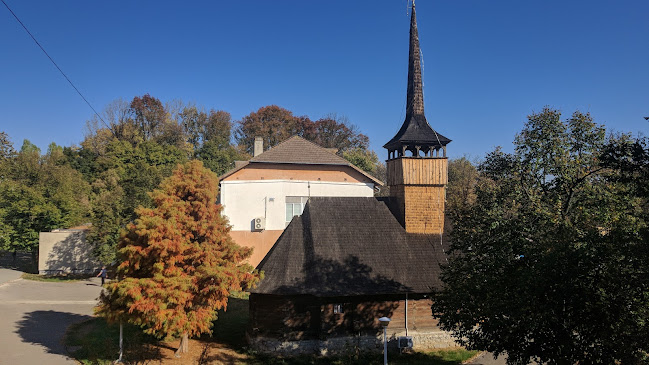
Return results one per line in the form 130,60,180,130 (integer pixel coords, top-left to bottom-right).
1,0,647,160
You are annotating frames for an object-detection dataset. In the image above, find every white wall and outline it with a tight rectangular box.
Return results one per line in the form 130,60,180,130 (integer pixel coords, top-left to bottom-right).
220,180,374,231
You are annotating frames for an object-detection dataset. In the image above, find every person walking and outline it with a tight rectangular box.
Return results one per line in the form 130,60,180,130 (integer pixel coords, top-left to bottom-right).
96,266,107,285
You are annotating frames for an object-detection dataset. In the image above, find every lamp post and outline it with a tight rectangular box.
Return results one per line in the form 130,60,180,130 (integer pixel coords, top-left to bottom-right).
379,316,391,365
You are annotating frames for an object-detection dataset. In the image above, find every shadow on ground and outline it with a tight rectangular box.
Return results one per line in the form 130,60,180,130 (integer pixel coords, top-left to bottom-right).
15,310,92,356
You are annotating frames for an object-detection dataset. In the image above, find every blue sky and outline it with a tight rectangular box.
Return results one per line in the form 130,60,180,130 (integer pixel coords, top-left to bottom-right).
1,0,647,160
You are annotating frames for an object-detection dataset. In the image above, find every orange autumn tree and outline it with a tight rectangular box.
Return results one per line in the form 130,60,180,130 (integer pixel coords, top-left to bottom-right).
95,160,260,356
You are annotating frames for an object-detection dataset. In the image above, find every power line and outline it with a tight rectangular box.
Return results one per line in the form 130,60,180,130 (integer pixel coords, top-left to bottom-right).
1,0,112,132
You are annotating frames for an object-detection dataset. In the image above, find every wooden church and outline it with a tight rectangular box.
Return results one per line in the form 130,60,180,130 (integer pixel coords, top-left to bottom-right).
248,4,455,354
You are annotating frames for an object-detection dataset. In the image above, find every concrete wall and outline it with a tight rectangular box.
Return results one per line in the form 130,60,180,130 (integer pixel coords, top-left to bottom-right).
38,230,99,275
220,179,374,231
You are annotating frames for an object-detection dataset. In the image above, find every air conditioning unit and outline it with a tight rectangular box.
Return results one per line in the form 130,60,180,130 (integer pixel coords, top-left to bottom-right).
253,217,265,231
397,336,413,349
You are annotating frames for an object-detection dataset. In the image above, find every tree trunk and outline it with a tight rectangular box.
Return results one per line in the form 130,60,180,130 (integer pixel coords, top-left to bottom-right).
118,322,123,363
174,332,189,357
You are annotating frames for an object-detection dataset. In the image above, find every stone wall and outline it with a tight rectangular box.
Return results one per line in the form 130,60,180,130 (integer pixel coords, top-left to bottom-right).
248,330,457,356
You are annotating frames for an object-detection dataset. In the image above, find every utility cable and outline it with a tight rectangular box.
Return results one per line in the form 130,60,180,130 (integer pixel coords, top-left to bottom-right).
1,0,112,132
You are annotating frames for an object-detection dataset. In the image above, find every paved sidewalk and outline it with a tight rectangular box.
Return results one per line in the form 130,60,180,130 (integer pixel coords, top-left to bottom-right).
0,268,22,286
0,275,104,364
468,352,508,365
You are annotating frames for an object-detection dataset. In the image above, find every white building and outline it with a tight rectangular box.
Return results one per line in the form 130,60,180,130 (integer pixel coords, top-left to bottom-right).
219,136,382,266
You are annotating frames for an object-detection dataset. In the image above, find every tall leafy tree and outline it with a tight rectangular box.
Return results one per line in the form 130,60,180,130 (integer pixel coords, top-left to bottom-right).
342,147,380,175
234,105,370,155
129,94,167,141
235,105,304,154
180,106,244,175
0,131,16,163
235,105,379,181
446,157,478,220
95,160,260,356
312,114,369,152
195,140,248,176
432,107,649,364
0,139,90,258
85,139,188,264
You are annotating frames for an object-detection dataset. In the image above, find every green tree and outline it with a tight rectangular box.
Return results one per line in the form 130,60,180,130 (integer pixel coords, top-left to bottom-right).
0,131,15,163
0,140,90,258
95,160,260,356
0,132,16,249
342,147,380,175
86,139,188,264
432,108,649,364
86,169,126,264
446,157,478,220
195,140,248,176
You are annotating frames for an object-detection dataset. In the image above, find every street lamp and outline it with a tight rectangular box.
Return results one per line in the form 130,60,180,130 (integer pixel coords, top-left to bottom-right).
379,316,391,365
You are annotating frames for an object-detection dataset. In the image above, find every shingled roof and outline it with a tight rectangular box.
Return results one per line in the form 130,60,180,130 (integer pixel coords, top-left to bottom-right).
219,136,383,185
251,197,448,296
250,136,349,165
384,3,451,155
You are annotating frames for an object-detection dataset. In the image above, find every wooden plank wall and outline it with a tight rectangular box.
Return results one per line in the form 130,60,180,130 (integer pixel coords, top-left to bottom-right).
387,158,447,186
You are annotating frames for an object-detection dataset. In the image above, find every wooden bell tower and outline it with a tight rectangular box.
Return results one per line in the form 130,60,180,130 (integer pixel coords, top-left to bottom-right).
384,3,451,235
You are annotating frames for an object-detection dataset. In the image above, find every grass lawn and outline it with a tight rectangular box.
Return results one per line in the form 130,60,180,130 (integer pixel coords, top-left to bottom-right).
21,273,90,282
65,291,478,364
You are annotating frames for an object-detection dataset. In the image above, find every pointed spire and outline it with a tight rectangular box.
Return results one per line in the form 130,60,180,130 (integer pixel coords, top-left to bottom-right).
406,3,425,118
384,2,451,158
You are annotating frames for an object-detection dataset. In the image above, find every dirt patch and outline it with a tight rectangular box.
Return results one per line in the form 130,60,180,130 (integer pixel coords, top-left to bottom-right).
146,339,248,365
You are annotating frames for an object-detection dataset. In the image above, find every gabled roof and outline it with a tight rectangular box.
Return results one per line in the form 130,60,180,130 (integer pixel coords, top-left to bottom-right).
251,197,448,296
384,4,451,153
219,136,383,186
250,136,349,165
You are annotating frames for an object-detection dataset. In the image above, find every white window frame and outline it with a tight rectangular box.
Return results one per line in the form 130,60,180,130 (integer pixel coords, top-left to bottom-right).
285,196,309,225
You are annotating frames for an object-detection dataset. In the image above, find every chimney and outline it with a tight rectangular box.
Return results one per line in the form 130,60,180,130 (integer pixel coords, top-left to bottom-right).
254,137,263,157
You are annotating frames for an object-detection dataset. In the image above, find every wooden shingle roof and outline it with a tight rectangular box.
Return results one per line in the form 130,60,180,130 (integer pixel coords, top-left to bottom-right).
219,136,383,185
251,197,448,297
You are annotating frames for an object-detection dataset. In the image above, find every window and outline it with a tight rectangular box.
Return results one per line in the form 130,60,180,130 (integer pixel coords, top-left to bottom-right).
286,196,309,225
333,303,344,314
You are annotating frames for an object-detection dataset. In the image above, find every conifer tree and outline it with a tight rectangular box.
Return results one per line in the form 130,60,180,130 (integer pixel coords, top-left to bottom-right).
95,160,260,356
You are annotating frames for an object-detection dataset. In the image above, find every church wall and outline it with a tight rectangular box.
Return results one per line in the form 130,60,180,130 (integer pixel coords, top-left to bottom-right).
248,294,458,355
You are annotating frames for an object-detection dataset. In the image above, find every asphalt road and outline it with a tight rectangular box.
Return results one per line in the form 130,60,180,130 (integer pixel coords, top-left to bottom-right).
0,269,103,365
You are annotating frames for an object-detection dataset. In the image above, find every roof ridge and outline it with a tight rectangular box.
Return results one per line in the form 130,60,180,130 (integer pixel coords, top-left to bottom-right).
251,135,350,165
